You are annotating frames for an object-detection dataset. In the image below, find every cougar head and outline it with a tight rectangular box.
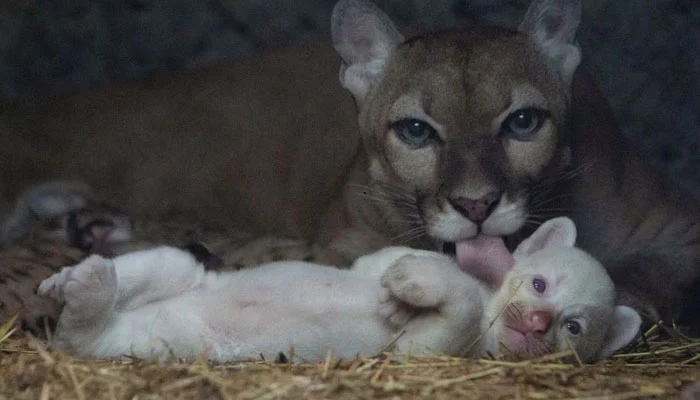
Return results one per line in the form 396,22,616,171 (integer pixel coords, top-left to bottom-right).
331,0,581,255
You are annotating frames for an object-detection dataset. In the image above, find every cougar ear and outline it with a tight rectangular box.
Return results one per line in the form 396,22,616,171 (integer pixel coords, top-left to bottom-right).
331,0,404,103
518,0,582,86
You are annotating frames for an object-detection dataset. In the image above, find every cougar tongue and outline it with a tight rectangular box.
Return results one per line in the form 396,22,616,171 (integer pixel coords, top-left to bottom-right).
455,235,515,288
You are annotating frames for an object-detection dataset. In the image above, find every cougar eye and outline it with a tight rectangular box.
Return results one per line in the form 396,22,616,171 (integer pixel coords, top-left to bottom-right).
391,118,439,148
500,108,549,141
565,320,582,335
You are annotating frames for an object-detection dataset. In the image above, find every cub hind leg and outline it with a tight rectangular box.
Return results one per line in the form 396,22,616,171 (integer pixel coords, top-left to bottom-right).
38,254,118,350
41,246,208,313
109,246,209,311
38,247,214,359
38,254,117,320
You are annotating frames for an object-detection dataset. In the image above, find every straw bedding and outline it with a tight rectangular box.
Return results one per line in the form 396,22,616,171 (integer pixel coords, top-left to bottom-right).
1,328,699,399
0,230,698,399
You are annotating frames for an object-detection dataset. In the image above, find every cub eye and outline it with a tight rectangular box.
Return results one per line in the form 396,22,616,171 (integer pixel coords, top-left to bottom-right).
565,320,582,335
500,108,548,141
391,118,439,148
532,277,547,294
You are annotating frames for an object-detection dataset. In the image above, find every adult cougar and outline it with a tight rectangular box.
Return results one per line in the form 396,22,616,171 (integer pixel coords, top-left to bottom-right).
323,0,700,329
2,0,699,330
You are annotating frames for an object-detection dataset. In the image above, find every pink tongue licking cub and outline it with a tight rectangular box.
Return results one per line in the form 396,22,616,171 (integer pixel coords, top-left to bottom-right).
455,235,515,288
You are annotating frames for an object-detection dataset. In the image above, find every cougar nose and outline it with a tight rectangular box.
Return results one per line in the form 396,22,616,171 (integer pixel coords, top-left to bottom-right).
449,191,501,223
525,310,552,335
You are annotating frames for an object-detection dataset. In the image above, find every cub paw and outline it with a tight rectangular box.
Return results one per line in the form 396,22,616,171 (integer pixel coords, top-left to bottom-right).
378,288,415,328
380,254,452,309
38,266,76,302
39,255,117,321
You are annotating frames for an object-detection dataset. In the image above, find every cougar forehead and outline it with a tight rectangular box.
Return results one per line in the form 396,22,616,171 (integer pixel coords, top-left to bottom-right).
362,28,569,156
358,28,571,243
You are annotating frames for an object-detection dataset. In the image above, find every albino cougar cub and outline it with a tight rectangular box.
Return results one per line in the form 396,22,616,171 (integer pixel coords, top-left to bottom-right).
39,218,639,363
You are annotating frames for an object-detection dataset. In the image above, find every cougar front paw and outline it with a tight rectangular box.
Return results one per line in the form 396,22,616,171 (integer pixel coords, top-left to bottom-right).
39,255,117,320
25,181,90,220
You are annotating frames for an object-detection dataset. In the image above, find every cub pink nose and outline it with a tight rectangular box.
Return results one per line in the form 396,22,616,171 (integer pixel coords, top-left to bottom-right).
449,191,501,223
525,310,552,335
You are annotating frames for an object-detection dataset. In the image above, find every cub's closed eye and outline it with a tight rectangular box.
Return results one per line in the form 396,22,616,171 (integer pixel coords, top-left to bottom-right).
500,108,549,141
391,118,440,148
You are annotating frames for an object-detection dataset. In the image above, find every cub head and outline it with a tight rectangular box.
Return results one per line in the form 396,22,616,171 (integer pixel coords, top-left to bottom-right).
331,0,581,250
487,217,641,362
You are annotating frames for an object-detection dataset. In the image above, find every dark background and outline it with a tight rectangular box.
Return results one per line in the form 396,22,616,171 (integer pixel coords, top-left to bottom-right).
1,0,698,196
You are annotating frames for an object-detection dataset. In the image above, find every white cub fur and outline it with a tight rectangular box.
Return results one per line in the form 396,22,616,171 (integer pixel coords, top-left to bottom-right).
40,218,640,363
478,218,642,361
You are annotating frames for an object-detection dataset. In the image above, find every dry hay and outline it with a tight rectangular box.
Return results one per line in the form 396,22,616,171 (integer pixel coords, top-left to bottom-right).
1,316,699,400
0,225,698,399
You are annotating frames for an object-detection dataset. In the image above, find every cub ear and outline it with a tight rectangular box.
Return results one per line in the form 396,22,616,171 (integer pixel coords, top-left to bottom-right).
331,0,404,103
597,305,642,360
518,0,582,86
513,217,577,258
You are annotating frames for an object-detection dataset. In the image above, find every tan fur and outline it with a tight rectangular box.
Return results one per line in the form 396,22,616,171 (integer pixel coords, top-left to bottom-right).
1,45,360,241
1,0,699,328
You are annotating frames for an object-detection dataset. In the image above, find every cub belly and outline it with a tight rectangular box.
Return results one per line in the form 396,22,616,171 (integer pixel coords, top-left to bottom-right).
196,264,393,361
